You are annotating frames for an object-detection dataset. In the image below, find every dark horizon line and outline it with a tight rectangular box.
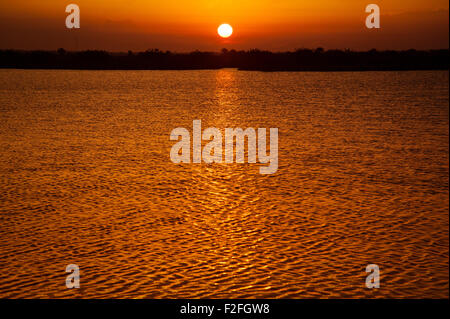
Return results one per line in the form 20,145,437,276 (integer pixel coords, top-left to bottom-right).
1,47,449,54
1,48,448,72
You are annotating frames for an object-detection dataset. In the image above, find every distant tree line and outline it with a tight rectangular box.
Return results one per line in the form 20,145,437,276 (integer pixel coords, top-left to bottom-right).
0,48,448,71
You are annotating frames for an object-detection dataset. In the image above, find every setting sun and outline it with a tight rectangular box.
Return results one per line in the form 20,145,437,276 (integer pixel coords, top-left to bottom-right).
218,23,233,38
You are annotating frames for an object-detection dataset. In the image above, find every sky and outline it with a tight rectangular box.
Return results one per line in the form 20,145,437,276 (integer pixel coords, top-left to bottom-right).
0,0,448,51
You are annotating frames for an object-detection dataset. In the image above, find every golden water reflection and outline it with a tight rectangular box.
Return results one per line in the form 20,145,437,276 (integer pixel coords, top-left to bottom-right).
0,69,448,298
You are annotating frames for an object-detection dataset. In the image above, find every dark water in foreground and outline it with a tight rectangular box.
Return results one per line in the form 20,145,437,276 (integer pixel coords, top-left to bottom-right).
0,69,448,298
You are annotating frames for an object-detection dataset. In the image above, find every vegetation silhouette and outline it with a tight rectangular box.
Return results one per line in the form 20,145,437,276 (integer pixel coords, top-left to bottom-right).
0,48,448,71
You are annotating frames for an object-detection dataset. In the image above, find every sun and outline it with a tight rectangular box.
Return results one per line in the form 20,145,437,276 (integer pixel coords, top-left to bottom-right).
218,24,233,38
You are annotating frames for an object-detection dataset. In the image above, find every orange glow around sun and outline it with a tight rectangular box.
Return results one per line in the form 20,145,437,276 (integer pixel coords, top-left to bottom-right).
0,1,448,51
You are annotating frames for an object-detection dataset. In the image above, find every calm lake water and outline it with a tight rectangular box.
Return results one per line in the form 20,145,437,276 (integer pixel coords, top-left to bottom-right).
0,69,448,298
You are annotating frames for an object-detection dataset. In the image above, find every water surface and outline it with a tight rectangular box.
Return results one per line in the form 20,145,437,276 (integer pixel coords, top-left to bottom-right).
0,69,448,298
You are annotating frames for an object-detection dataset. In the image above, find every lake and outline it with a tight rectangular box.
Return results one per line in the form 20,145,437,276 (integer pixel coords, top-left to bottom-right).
0,69,448,298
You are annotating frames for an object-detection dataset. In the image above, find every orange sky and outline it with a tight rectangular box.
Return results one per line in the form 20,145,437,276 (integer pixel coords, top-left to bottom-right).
0,0,448,51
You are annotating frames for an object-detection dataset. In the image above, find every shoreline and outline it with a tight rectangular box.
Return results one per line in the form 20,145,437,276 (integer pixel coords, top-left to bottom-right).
0,66,448,72
1,49,448,72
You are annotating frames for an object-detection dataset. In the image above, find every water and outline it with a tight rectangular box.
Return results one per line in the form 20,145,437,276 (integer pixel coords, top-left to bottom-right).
0,69,448,298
